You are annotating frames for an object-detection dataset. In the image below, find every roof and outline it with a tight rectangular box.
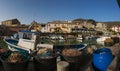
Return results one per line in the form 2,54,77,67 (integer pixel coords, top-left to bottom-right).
19,30,38,34
2,18,20,22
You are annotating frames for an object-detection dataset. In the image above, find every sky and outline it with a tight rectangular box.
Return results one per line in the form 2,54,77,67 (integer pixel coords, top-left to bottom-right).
0,0,120,24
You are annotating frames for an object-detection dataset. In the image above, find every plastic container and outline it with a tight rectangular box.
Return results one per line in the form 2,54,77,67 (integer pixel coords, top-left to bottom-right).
93,48,113,71
0,51,30,71
34,56,57,71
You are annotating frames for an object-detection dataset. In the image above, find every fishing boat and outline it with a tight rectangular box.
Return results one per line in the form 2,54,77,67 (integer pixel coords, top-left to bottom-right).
4,30,39,53
4,30,87,53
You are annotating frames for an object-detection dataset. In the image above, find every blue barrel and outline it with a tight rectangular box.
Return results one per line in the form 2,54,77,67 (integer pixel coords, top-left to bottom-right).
93,48,113,71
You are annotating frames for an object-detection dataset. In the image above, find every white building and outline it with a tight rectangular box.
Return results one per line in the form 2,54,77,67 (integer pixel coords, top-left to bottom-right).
40,24,47,33
111,26,120,32
96,22,107,31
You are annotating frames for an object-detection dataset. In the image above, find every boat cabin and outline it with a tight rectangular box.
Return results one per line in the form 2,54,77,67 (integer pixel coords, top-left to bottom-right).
17,30,38,51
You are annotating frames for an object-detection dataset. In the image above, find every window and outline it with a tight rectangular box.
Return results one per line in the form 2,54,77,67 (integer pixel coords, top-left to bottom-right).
23,33,32,40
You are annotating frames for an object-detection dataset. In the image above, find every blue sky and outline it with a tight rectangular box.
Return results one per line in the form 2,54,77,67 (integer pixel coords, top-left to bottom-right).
0,0,120,24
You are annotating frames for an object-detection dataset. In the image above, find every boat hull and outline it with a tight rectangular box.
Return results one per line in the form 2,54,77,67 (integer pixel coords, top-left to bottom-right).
4,38,29,53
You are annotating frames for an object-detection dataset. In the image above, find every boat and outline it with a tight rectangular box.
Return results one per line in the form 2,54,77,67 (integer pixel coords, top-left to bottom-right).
96,36,111,45
76,35,83,42
53,43,87,52
4,30,87,53
85,35,95,40
4,30,38,53
57,35,64,40
76,35,83,40
50,35,64,40
4,38,30,53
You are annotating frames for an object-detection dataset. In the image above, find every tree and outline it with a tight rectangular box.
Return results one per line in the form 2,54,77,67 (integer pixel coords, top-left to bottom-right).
54,27,62,33
73,18,85,24
89,28,95,30
0,25,13,36
96,31,103,35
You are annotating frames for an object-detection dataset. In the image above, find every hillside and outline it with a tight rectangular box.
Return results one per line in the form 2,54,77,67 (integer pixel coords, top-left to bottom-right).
101,22,120,27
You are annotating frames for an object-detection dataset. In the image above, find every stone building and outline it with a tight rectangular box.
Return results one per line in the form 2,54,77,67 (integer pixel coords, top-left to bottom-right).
96,22,107,32
46,21,71,33
45,19,97,33
1,19,21,26
28,21,41,31
72,19,96,29
40,24,47,33
104,22,120,33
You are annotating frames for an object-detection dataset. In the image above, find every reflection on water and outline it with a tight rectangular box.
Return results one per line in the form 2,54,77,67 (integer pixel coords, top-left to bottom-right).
83,39,104,47
40,39,82,45
39,38,104,47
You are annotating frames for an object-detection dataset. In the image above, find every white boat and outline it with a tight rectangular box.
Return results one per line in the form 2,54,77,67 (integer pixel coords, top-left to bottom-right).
50,35,57,40
50,35,64,40
4,30,39,53
4,30,53,53
85,35,95,40
76,35,83,40
96,36,111,45
57,35,64,40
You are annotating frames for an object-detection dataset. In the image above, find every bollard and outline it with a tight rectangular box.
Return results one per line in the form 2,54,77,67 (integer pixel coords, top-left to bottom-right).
57,61,69,71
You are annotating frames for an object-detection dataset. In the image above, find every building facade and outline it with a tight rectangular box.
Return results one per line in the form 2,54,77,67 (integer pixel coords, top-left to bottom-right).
111,26,120,32
44,20,99,33
96,22,107,32
1,19,21,26
46,21,71,33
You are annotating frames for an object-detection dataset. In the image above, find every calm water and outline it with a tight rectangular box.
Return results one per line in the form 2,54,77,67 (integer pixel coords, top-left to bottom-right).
40,39,82,45
39,38,104,47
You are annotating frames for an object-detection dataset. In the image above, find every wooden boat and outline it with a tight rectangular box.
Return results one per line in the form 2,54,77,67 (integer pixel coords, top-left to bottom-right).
4,30,39,53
